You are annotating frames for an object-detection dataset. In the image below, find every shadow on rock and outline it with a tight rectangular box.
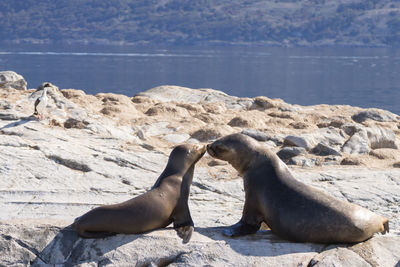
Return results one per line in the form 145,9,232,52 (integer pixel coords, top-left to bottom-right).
31,226,139,266
195,227,325,257
0,115,36,130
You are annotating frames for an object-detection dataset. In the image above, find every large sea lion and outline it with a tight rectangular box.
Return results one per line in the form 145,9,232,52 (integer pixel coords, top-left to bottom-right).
207,133,389,243
73,144,206,243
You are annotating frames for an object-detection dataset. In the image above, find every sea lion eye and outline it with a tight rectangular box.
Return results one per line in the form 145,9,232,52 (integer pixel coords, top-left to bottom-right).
215,144,228,153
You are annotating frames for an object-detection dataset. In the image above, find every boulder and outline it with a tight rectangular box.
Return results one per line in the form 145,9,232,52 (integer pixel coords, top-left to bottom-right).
342,130,370,154
352,109,398,123
277,147,307,160
341,157,363,166
288,156,317,167
137,85,252,109
241,128,282,145
284,129,345,152
284,135,314,150
312,143,342,156
250,96,284,110
0,71,27,90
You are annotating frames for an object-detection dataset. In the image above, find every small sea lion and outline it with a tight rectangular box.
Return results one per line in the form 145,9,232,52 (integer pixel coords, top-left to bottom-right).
73,144,206,243
207,133,389,243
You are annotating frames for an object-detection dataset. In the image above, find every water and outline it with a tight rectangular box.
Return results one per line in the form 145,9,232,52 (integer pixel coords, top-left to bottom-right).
0,44,399,115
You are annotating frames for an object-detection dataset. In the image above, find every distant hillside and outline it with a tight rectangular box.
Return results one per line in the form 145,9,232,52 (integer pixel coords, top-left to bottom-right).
1,0,400,46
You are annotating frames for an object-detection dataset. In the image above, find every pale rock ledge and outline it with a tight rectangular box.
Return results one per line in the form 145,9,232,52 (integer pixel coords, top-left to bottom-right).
1,74,400,266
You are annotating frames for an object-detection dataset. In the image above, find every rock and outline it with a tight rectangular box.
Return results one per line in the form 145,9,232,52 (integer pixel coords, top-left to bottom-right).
370,149,400,160
138,122,174,137
283,129,344,152
250,96,283,110
268,111,294,120
289,121,309,129
207,159,227,166
202,102,227,114
288,156,317,167
316,128,346,146
312,143,342,156
341,157,362,166
0,112,20,121
352,109,399,123
366,127,398,149
63,118,89,129
176,103,205,113
308,246,370,267
162,133,190,144
137,85,252,109
61,89,87,99
0,100,13,110
317,118,346,128
241,128,280,144
228,116,251,127
191,127,225,142
349,236,400,267
342,123,364,136
277,147,307,160
284,135,314,150
323,155,341,164
0,71,27,90
1,83,400,266
145,102,188,117
342,130,370,154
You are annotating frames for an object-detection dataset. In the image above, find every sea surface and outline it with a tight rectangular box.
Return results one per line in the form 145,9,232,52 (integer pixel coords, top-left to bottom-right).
0,44,399,115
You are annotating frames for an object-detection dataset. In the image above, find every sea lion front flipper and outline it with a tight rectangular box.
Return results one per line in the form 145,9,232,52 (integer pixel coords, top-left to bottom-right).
172,203,194,244
223,219,260,237
175,225,194,244
224,190,261,237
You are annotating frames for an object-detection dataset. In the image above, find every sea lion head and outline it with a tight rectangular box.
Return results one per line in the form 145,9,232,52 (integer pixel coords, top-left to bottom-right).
167,144,206,172
207,133,258,175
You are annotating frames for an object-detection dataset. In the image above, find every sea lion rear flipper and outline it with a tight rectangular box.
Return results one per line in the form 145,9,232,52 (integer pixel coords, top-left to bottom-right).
382,217,389,234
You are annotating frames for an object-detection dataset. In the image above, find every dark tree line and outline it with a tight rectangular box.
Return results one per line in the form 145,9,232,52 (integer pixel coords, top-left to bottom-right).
0,0,399,46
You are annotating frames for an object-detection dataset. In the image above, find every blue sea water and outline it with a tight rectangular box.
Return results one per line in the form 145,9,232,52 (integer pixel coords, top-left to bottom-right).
0,44,399,115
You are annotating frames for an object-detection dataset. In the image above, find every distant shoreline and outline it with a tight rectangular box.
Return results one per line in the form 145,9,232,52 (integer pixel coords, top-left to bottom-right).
0,39,395,49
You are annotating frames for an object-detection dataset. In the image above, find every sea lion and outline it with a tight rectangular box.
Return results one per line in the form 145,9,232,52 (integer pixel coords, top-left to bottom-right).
207,133,389,243
73,144,206,243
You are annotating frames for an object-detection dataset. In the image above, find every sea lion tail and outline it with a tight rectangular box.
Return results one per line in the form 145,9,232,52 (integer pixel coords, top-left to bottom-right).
381,217,389,234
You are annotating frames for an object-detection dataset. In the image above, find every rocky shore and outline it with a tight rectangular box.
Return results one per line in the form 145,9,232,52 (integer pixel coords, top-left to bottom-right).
1,71,400,266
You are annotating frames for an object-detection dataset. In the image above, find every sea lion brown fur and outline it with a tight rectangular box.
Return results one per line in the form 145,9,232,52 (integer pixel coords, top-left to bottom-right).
207,133,389,243
73,144,206,243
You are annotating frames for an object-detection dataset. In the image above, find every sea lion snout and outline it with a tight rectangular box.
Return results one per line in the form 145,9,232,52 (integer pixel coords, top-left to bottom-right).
193,144,207,154
206,143,215,156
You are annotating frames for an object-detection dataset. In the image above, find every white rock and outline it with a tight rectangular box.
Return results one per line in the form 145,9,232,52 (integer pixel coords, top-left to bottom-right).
137,85,252,109
342,130,370,154
0,71,27,90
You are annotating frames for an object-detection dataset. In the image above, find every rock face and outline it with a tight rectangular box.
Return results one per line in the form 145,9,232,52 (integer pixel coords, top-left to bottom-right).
1,80,400,266
0,71,27,90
